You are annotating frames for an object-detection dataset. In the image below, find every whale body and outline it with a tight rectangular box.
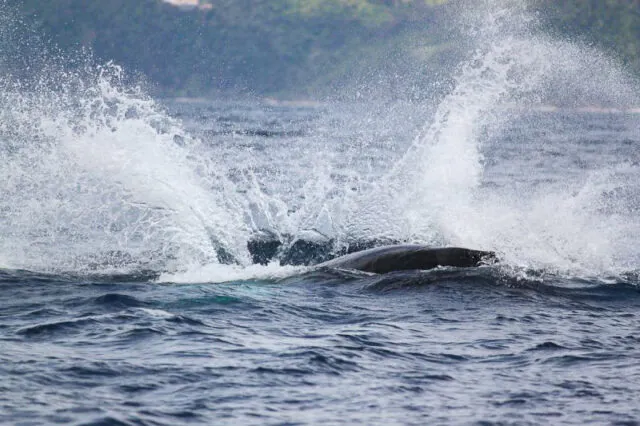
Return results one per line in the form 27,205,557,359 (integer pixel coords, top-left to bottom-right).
316,245,496,274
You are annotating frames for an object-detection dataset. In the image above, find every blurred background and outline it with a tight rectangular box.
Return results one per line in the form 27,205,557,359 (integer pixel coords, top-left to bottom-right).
11,0,640,99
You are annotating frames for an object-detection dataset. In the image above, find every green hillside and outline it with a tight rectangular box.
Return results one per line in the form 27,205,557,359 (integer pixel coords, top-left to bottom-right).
8,0,640,97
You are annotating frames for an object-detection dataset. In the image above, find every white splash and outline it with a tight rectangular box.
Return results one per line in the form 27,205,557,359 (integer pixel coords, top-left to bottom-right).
370,0,640,276
0,63,252,273
157,262,305,284
2,0,640,281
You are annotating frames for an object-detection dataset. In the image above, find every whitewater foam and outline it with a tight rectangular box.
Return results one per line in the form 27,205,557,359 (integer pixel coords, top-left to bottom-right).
157,262,305,285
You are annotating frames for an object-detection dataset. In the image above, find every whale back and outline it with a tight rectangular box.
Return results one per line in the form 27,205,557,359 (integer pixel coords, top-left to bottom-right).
318,245,496,274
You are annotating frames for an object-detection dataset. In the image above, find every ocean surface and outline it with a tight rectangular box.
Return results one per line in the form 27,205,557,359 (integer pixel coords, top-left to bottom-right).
3,100,640,426
3,4,640,425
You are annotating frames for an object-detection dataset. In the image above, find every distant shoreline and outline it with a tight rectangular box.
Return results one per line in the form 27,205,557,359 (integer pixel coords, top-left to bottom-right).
171,97,325,108
170,96,640,113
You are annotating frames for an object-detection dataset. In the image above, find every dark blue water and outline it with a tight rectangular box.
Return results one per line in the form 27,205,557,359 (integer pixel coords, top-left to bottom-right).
2,264,640,425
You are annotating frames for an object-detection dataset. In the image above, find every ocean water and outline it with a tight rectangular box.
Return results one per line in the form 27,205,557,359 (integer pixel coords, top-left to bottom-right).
3,2,640,425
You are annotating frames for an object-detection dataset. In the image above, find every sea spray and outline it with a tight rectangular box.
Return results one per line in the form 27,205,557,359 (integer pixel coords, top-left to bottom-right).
0,55,253,272
373,0,640,276
3,0,640,280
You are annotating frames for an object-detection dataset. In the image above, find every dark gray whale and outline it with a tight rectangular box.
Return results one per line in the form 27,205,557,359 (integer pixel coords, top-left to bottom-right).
316,245,496,274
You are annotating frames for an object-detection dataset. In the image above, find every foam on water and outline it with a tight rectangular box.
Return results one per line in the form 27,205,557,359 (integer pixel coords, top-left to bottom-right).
157,262,305,285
